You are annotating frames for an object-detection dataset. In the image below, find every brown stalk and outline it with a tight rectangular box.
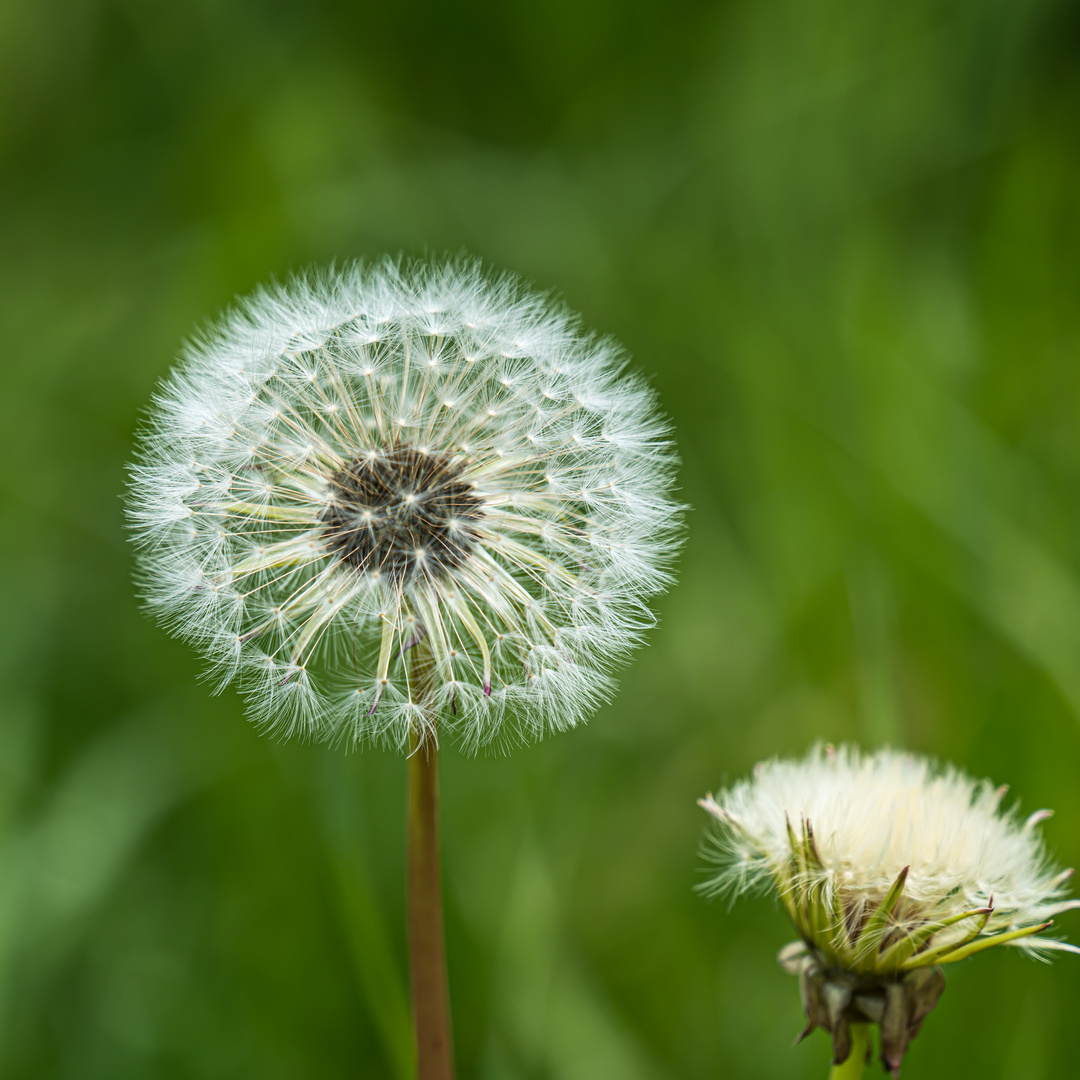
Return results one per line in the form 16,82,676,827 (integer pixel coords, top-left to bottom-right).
407,644,455,1080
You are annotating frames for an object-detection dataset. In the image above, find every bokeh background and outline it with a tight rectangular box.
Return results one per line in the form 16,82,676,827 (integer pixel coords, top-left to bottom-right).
3,0,1080,1076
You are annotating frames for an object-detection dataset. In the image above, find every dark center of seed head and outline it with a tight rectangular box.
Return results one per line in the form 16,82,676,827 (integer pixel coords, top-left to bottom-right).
320,444,484,581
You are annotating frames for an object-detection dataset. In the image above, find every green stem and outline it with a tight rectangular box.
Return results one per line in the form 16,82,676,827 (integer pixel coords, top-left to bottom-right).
828,1024,870,1080
407,726,455,1080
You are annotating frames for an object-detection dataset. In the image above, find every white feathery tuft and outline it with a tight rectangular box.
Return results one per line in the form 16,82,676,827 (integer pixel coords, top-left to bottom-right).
128,258,682,749
700,744,1078,962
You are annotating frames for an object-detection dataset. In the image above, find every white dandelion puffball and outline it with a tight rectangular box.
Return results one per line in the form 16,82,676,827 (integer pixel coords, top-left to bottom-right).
699,745,1078,1073
129,260,681,749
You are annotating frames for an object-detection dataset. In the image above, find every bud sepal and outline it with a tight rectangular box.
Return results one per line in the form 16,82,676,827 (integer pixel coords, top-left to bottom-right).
779,939,945,1076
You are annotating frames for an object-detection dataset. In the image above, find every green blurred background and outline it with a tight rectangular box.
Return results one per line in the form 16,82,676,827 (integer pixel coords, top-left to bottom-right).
3,0,1080,1076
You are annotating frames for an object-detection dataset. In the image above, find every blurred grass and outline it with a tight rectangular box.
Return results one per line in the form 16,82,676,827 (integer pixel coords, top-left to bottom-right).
3,0,1080,1076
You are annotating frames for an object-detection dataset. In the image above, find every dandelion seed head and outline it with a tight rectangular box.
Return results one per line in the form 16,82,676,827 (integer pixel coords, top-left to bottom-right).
129,258,681,749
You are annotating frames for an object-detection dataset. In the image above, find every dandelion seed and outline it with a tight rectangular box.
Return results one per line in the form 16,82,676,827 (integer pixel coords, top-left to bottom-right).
699,745,1079,1077
128,258,681,751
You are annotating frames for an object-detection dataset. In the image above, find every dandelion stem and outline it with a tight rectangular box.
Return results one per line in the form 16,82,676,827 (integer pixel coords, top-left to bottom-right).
407,650,455,1080
828,1024,869,1080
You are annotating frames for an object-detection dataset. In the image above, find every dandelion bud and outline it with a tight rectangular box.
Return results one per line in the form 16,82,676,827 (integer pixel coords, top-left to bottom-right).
128,259,681,749
699,745,1079,1076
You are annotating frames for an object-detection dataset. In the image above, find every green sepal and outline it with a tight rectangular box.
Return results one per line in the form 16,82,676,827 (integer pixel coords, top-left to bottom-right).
784,815,813,938
802,817,825,871
800,819,838,955
785,813,801,870
830,877,857,968
851,866,908,972
910,920,1051,968
878,905,992,970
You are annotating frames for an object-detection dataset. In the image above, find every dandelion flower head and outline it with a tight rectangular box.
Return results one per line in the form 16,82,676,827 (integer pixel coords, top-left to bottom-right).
129,260,680,749
699,744,1078,1073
